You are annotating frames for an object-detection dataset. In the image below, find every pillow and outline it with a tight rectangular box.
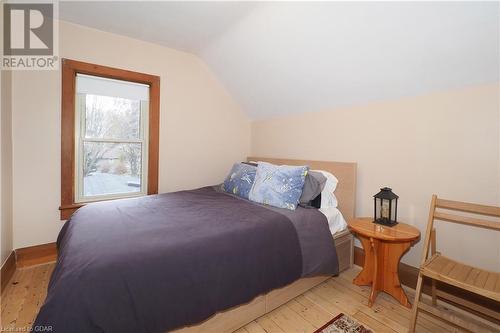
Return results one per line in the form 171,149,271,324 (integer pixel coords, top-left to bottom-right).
249,162,308,210
222,163,257,199
309,193,322,208
299,171,327,205
313,170,339,208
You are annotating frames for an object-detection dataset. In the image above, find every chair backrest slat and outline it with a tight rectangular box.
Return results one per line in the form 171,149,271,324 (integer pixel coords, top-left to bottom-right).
435,198,500,217
433,212,500,231
419,195,438,266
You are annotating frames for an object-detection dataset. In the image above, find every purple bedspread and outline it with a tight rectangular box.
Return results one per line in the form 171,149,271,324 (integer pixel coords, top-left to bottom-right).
34,186,337,332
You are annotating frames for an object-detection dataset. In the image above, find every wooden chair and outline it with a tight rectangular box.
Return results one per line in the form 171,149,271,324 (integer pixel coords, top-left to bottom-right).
408,195,500,333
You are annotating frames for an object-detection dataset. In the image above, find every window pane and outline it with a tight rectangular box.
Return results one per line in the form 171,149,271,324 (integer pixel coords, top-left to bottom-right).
83,142,142,197
84,94,141,140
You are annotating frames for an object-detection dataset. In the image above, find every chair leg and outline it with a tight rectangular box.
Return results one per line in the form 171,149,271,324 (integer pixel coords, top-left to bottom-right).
408,273,424,333
430,228,437,306
431,279,437,305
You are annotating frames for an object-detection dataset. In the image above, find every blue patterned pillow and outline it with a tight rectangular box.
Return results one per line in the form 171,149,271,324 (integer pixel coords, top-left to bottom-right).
249,162,309,210
222,163,257,199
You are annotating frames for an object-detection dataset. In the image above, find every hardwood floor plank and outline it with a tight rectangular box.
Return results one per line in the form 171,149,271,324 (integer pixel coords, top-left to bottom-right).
15,266,46,327
2,268,33,329
1,269,20,312
255,314,286,333
352,310,397,333
302,289,343,317
309,281,360,315
244,321,267,333
266,304,316,333
286,297,331,328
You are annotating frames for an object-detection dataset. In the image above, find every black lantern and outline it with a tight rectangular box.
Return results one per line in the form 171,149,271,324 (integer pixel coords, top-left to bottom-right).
373,187,399,226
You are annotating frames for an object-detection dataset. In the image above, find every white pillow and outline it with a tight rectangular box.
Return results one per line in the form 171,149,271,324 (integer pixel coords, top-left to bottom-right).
312,170,338,209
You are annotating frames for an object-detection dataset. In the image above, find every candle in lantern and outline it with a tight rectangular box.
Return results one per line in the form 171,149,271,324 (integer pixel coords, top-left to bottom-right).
381,200,389,219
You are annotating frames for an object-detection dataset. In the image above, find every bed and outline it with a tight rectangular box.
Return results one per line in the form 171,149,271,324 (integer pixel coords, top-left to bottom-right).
34,157,356,333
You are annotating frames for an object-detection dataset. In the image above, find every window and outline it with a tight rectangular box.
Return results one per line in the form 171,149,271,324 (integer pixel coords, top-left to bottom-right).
75,74,149,202
60,59,159,219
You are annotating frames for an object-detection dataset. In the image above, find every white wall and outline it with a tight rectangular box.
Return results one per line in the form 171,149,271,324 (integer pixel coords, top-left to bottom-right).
252,84,500,271
11,21,250,249
1,69,14,264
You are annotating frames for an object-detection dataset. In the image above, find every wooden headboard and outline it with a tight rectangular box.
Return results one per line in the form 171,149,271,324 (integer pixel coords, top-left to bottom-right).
247,157,357,221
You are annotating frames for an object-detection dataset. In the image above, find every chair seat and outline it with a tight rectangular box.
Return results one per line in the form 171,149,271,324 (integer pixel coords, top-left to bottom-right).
421,254,500,302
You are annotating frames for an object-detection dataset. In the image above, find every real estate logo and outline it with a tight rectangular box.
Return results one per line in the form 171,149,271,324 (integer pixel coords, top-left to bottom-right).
2,1,59,70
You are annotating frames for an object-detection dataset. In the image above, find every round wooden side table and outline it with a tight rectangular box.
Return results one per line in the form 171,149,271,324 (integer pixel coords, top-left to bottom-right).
348,217,420,308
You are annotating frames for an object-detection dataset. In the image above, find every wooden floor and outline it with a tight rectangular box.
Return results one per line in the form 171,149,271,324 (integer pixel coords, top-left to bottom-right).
1,264,474,332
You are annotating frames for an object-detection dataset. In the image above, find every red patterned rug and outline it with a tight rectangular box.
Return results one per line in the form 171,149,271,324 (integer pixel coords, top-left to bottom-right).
313,313,373,333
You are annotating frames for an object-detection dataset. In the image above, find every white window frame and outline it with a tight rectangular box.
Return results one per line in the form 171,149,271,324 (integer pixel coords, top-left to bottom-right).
74,90,149,203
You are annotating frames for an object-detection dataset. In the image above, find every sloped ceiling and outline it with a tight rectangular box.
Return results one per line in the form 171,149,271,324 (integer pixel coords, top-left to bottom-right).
60,1,500,119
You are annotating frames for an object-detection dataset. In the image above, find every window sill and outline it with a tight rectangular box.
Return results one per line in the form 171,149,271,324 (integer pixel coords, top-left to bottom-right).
59,204,85,220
